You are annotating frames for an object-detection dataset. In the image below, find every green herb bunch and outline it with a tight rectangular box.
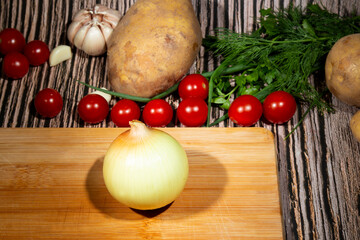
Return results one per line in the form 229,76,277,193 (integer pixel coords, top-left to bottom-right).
202,4,360,127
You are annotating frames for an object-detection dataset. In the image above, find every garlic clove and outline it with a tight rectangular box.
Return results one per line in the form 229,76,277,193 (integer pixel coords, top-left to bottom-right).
94,4,110,14
67,21,84,43
49,45,72,67
81,26,106,56
93,5,120,27
73,23,91,50
105,8,121,20
100,6,121,27
72,9,91,22
103,13,121,28
99,23,114,44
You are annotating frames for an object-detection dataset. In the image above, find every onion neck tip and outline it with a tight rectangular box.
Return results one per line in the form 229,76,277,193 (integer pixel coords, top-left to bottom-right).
129,120,150,137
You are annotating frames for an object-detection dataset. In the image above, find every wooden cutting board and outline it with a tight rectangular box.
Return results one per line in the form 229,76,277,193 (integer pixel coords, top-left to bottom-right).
0,128,283,240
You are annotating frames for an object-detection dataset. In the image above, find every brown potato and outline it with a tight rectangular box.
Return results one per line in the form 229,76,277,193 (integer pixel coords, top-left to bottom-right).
107,0,202,98
325,34,360,107
350,110,360,142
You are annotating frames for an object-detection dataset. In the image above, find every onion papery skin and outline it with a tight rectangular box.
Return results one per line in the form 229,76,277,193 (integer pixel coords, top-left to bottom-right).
103,121,189,210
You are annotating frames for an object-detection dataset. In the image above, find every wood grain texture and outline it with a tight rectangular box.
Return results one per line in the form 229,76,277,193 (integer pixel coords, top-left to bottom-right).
0,128,282,239
0,0,360,239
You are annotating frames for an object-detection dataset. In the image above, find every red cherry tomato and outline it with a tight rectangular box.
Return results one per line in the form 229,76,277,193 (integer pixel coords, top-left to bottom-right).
23,40,50,66
2,52,29,79
111,99,141,127
142,99,173,127
228,95,263,126
263,91,297,124
34,88,63,118
177,97,208,127
178,74,209,100
0,28,26,55
78,94,109,124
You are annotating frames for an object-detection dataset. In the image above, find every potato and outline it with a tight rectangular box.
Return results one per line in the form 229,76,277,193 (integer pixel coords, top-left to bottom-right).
350,110,360,142
325,34,360,107
107,0,202,98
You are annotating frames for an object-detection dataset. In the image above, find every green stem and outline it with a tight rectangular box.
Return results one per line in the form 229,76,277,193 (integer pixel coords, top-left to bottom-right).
201,63,254,78
77,80,180,103
207,75,216,126
149,81,180,100
206,59,232,126
254,84,277,102
225,85,239,98
209,113,229,127
259,36,330,44
285,103,312,139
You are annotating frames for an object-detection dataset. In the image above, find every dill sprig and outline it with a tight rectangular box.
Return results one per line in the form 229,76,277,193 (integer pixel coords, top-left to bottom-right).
203,3,360,127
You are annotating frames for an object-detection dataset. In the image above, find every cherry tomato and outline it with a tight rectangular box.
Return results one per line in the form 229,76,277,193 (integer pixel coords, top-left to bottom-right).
178,74,209,100
263,91,297,124
78,94,109,124
228,95,263,126
34,88,63,118
23,40,50,66
142,99,173,127
111,99,141,127
177,97,208,127
0,28,26,55
2,52,29,79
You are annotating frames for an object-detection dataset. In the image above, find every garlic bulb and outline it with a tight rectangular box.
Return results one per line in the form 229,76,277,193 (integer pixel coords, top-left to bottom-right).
67,5,121,56
103,121,189,210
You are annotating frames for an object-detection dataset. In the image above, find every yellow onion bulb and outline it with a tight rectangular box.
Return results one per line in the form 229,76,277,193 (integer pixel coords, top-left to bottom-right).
103,120,189,210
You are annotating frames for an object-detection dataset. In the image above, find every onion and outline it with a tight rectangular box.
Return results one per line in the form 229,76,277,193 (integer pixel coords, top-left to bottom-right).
103,120,189,210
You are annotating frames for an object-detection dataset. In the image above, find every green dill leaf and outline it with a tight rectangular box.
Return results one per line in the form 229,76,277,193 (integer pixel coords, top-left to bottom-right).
264,69,277,84
245,71,259,82
302,19,317,38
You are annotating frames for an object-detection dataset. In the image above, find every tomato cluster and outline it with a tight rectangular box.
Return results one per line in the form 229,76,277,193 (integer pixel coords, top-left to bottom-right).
0,28,49,79
33,73,296,127
76,95,171,127
0,29,57,118
26,60,297,127
177,74,296,127
228,91,297,126
76,74,210,127
177,74,209,127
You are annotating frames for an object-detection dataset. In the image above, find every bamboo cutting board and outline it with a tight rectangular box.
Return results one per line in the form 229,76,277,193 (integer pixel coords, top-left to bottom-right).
0,128,282,240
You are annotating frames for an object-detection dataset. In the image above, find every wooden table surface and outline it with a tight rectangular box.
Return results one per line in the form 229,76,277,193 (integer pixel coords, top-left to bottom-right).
0,0,359,239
